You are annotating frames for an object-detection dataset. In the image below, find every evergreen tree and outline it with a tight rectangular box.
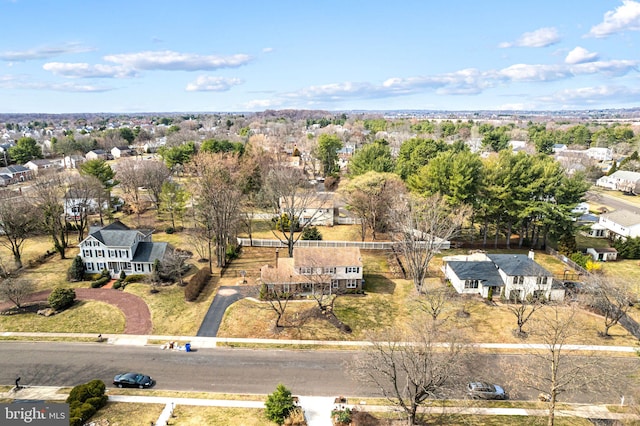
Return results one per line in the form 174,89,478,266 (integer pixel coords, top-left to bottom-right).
67,255,85,282
264,384,295,425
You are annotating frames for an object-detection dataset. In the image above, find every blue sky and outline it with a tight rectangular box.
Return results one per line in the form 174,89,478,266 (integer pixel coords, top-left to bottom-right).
1,0,640,113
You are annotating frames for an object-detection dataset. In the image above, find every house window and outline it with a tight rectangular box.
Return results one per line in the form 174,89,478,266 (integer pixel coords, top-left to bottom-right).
346,267,360,274
323,267,336,274
536,276,548,285
299,267,313,275
125,262,131,270
346,279,358,289
84,262,93,271
464,280,479,289
108,250,115,257
513,276,524,285
331,280,339,289
96,250,104,257
134,264,143,272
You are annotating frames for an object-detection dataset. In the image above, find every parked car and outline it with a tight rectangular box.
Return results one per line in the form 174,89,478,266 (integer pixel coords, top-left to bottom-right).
467,382,507,400
113,372,154,389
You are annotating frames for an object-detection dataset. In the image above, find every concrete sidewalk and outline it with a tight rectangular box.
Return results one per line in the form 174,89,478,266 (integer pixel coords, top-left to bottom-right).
2,331,639,353
1,386,637,424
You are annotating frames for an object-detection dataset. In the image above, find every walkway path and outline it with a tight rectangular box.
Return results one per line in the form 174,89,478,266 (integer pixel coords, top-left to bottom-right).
0,288,152,335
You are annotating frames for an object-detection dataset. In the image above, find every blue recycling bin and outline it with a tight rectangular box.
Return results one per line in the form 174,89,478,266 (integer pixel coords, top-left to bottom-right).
185,343,191,352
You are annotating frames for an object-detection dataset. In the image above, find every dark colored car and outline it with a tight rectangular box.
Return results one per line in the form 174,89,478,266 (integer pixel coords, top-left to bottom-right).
467,382,507,400
113,372,154,389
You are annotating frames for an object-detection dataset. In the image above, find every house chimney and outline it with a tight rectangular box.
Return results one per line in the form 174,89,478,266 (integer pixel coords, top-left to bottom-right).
528,249,535,260
275,249,279,268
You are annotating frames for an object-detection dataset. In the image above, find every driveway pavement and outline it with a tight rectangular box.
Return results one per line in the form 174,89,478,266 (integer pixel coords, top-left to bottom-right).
196,285,252,337
0,288,152,335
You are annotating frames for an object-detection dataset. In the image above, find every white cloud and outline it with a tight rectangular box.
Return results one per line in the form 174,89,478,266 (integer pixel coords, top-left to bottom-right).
565,47,599,64
538,85,640,105
104,50,252,71
43,62,137,78
0,43,94,61
267,57,639,107
496,64,570,81
587,0,640,38
499,27,561,48
0,77,112,92
262,47,274,53
185,76,243,92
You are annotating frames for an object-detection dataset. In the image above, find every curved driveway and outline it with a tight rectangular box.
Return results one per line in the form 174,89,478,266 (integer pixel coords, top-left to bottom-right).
0,288,152,335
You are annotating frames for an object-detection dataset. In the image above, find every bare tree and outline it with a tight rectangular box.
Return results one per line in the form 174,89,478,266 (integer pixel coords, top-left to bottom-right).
0,277,35,309
506,281,547,337
339,172,406,241
188,153,243,268
392,193,471,294
159,181,188,230
65,174,105,241
30,172,70,259
114,158,147,221
585,276,635,338
140,159,171,209
265,165,329,257
0,193,41,269
351,320,471,426
257,283,294,329
159,248,191,286
516,305,612,426
418,287,451,322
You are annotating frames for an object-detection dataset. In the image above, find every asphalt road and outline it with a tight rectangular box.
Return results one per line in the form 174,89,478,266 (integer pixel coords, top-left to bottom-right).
0,342,637,403
586,190,640,214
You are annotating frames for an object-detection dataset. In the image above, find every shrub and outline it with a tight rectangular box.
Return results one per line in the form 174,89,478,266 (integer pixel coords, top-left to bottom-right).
48,287,76,311
301,226,322,240
84,273,102,281
569,251,590,268
91,276,111,288
113,280,122,290
66,379,107,426
165,226,175,234
265,384,295,425
184,267,211,301
119,270,126,280
124,274,146,283
67,255,85,282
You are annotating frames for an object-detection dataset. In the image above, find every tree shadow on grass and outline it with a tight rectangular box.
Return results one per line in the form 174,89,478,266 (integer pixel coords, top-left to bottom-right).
363,274,396,295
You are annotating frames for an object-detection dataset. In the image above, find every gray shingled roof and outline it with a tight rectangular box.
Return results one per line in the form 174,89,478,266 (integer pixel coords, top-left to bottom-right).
446,261,505,287
132,242,168,263
91,229,140,247
487,254,552,276
601,209,640,227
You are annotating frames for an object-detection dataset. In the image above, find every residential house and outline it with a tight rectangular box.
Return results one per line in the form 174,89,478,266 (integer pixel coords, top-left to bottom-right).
62,154,85,169
64,188,108,218
586,247,618,262
279,192,335,227
596,170,640,194
85,149,108,161
111,146,132,159
260,247,364,294
24,159,60,174
0,165,34,185
443,251,559,301
598,209,640,240
586,147,613,162
79,220,170,277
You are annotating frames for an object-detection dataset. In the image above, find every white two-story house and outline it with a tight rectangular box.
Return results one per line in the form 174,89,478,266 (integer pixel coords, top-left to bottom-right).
79,220,170,277
598,209,640,240
260,247,363,293
443,251,560,301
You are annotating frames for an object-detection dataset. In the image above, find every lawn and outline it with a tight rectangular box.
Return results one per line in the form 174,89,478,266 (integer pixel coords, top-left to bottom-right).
0,300,125,333
217,248,638,346
90,401,164,426
239,220,366,242
125,281,217,336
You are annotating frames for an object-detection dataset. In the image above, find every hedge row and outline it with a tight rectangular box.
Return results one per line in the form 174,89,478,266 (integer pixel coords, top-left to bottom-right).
91,276,111,288
66,379,108,426
184,267,211,301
